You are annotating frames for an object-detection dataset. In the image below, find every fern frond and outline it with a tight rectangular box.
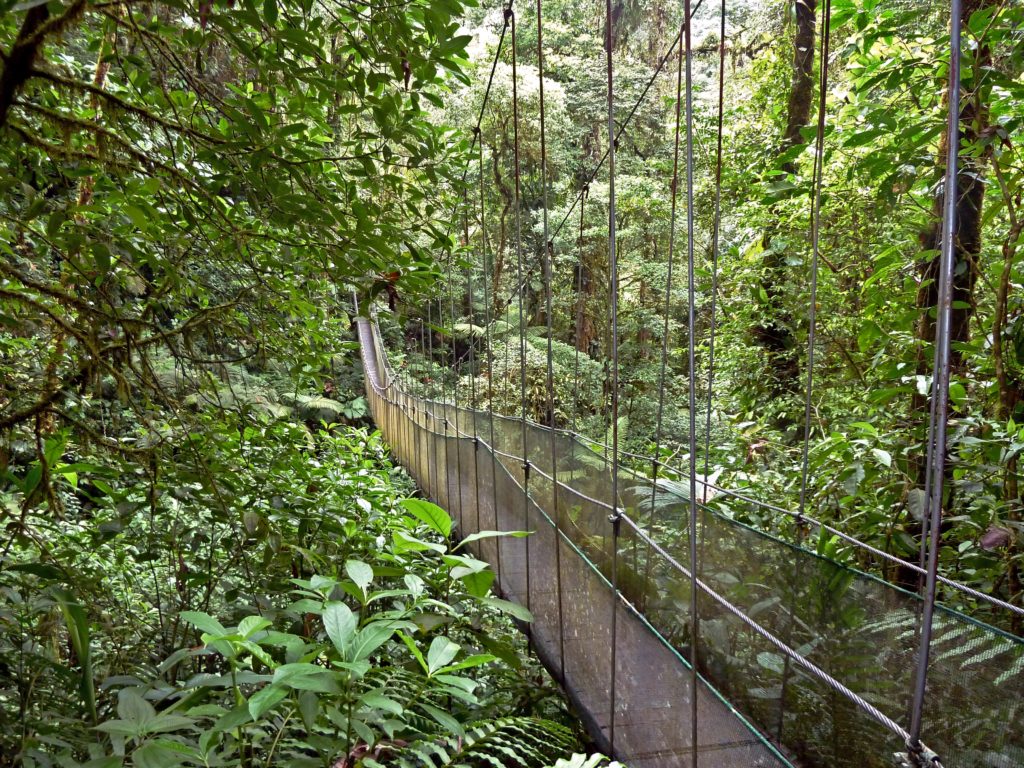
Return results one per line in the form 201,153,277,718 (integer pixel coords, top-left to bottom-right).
392,716,578,768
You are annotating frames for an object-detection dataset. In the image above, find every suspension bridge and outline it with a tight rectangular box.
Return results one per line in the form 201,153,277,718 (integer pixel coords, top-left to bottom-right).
355,0,1024,766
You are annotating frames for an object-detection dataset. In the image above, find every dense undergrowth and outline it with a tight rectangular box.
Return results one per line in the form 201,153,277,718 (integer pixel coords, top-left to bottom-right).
0,399,585,767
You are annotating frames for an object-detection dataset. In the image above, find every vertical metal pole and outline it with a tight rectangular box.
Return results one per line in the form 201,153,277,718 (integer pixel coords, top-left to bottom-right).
535,0,564,682
604,0,621,751
508,4,532,617
680,0,699,762
479,133,503,585
908,0,961,757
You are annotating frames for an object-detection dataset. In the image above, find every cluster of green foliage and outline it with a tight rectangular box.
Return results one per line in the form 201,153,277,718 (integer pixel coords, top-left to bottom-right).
392,0,1024,629
2,418,581,766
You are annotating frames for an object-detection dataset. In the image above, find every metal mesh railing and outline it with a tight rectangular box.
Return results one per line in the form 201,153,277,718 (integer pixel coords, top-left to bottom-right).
357,317,1024,768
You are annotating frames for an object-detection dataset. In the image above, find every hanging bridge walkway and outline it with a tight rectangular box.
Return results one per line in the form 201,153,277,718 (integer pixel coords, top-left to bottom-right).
357,316,1024,768
354,0,1024,766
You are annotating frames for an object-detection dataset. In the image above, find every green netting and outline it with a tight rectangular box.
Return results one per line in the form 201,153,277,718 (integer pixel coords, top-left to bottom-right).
358,318,1024,768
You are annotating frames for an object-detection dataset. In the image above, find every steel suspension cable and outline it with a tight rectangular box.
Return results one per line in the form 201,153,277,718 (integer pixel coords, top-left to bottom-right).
680,0,699,761
700,0,726,503
485,0,707,368
508,3,533,616
604,0,622,751
551,0,705,243
571,184,589,478
479,133,503,584
448,226,464,526
797,0,831,523
642,0,687,615
426,301,440,501
907,0,962,762
465,183,482,536
653,0,685,521
779,0,832,743
534,0,566,681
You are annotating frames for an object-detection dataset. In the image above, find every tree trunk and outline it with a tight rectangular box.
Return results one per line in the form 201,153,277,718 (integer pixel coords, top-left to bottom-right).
752,0,817,401
898,0,993,590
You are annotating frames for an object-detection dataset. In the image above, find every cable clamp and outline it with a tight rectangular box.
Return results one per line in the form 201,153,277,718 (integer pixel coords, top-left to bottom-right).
472,125,481,136
895,740,942,768
503,6,513,21
522,460,531,480
473,436,480,450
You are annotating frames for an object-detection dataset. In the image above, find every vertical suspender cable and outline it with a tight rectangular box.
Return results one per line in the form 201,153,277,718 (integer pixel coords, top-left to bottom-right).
436,295,451,509
908,0,961,759
466,169,482,537
572,185,589,462
480,136,503,584
535,0,565,681
605,0,621,752
450,218,465,528
508,3,532,616
680,0,699,763
645,0,687,612
797,0,831,524
427,302,439,500
700,0,726,502
781,0,830,743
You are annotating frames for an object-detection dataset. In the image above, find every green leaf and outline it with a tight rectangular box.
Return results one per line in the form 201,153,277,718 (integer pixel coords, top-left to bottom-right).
426,636,459,675
459,569,495,598
248,684,287,719
144,713,195,735
348,621,396,662
417,702,464,736
124,204,151,231
871,448,892,468
454,529,530,550
180,611,227,638
263,0,278,24
132,740,188,768
397,631,428,674
345,560,374,593
117,689,155,726
323,602,357,657
401,498,452,537
238,615,271,638
359,691,404,715
393,531,447,554
476,597,533,623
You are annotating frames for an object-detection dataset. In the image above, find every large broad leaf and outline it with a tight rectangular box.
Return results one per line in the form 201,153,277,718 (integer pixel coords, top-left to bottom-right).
454,529,531,550
248,685,288,719
426,636,459,675
475,597,533,623
401,498,452,537
459,569,495,598
345,560,374,593
323,602,357,658
348,621,396,663
180,611,228,638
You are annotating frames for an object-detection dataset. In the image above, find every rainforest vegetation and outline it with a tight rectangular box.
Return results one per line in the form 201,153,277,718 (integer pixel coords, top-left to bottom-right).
396,0,1024,631
1,0,1023,766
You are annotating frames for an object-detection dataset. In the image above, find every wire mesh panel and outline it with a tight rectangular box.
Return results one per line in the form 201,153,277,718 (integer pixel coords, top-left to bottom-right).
357,318,1024,768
